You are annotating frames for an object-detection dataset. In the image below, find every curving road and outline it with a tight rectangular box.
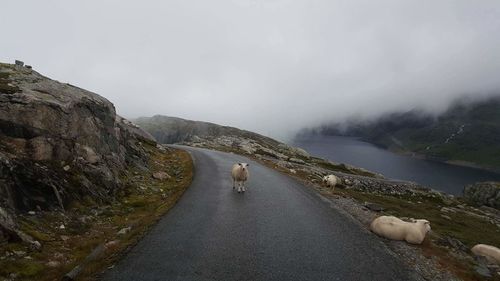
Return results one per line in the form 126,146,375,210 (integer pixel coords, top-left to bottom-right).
101,146,419,281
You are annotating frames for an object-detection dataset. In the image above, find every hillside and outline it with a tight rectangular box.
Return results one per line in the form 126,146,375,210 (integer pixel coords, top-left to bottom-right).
305,97,500,171
135,115,385,178
134,115,281,148
0,62,193,280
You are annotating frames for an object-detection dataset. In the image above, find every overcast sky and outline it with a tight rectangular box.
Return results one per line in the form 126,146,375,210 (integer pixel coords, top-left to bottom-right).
2,1,500,140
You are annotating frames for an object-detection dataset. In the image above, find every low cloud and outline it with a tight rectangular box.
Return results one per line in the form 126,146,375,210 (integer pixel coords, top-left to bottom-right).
2,0,500,140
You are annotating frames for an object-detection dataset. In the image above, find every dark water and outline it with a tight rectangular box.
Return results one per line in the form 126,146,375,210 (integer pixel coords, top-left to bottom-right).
293,135,500,195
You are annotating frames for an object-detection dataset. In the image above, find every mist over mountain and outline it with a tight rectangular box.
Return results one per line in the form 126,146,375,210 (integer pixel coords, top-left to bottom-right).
298,95,500,170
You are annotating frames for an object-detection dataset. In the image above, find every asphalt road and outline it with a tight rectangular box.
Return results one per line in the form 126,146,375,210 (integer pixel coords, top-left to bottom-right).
101,146,417,281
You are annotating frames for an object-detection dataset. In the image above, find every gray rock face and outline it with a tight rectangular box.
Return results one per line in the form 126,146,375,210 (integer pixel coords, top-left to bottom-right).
435,236,468,253
0,63,155,215
463,182,500,209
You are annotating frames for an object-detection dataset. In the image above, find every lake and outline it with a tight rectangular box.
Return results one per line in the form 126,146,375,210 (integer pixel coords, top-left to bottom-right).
292,135,500,195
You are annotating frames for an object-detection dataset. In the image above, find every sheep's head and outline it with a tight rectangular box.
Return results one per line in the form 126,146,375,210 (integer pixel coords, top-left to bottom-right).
415,219,431,233
322,176,329,183
238,163,249,171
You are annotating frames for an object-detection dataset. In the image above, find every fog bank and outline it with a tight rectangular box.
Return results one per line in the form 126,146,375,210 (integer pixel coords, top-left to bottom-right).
2,1,500,140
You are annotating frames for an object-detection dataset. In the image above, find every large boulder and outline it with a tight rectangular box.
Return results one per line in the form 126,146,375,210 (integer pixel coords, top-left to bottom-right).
0,63,155,213
463,182,500,209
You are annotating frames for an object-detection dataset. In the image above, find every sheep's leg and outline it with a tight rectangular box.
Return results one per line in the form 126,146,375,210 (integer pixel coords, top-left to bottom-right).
242,181,246,192
237,181,242,193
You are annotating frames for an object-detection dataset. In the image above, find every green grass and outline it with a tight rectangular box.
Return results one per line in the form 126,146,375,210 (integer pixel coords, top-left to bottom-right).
331,188,500,281
0,260,45,278
20,222,53,242
340,188,500,249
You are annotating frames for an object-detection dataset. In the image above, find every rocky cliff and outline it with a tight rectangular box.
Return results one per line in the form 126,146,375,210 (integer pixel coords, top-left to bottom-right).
463,182,500,209
0,63,155,243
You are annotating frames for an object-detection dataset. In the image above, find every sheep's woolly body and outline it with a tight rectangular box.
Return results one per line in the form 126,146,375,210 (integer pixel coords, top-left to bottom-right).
471,244,500,265
370,216,431,245
232,163,249,193
232,164,249,181
323,175,338,190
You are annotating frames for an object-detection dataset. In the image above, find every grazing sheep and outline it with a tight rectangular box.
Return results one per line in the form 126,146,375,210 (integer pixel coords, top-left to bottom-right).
232,163,249,193
471,244,500,265
370,216,431,245
322,174,338,191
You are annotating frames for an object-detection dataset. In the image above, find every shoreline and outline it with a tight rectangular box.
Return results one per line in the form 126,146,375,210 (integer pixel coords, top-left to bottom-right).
298,134,500,175
387,146,500,175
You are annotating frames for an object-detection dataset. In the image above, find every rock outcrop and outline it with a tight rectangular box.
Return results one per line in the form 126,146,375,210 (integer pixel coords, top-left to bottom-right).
463,182,500,209
0,63,155,223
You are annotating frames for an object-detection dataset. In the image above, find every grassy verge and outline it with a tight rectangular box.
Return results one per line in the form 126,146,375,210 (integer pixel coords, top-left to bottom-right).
0,144,193,281
334,189,500,281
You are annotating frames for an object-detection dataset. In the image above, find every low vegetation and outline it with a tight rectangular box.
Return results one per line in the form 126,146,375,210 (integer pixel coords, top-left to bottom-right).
0,143,193,281
0,65,20,95
337,189,499,281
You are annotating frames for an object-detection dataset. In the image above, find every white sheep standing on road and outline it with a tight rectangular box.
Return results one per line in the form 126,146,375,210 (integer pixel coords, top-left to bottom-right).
232,163,250,193
471,244,500,265
322,174,338,191
370,216,431,245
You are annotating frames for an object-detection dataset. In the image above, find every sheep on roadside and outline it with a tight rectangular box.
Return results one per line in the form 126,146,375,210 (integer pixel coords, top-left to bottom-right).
471,244,500,265
232,163,250,193
322,174,338,191
370,215,431,245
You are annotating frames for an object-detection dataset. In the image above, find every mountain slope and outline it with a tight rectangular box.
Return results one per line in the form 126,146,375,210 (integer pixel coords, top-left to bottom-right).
134,115,281,148
306,97,500,171
135,115,308,160
0,62,193,280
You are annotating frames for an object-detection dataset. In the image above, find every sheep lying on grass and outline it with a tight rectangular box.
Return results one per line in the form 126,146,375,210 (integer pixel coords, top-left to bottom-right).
370,216,431,245
471,244,500,265
232,163,249,193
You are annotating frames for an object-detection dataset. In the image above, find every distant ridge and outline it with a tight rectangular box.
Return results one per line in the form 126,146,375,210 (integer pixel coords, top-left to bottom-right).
300,96,500,171
134,115,281,147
